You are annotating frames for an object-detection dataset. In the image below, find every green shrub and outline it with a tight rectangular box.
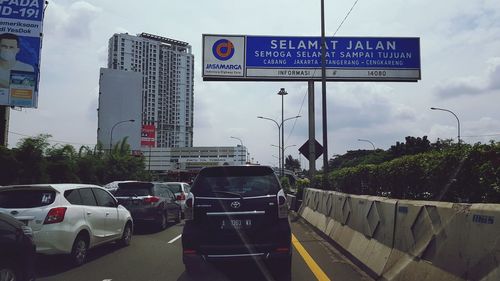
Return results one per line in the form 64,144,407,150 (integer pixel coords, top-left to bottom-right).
319,143,500,203
295,178,310,200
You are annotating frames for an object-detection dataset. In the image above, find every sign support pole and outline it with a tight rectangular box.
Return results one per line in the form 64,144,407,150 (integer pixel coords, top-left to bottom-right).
307,81,316,181
0,106,9,147
320,0,329,189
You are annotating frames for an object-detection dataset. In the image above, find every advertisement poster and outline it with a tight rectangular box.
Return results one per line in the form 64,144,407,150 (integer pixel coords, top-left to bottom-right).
0,0,45,107
141,124,156,147
9,70,35,107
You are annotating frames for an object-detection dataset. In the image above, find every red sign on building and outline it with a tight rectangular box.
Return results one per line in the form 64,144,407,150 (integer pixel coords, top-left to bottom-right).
141,124,156,147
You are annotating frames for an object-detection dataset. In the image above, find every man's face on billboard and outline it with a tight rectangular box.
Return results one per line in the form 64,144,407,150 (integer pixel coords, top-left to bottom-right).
0,38,19,62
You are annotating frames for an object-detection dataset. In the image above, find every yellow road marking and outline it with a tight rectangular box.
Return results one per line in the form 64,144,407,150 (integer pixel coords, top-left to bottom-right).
292,233,331,281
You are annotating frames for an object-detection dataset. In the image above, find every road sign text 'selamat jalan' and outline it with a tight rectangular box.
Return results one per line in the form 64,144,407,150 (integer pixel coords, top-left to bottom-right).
203,35,421,82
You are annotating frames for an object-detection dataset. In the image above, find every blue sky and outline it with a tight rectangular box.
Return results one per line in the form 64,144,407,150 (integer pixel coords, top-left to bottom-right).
8,0,500,169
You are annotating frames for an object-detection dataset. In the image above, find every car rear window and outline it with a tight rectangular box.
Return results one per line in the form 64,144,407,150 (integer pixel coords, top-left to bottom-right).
0,189,56,208
64,189,83,205
192,166,280,197
115,182,154,197
166,184,182,193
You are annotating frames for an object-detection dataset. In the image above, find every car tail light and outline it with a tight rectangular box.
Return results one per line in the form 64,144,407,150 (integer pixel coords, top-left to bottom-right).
183,249,197,255
143,196,160,204
274,247,290,253
185,197,193,208
277,190,288,219
176,193,186,201
44,207,67,224
184,194,194,221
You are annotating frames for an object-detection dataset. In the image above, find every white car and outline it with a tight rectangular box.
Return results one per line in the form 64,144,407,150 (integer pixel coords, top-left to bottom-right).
165,182,190,213
0,184,133,266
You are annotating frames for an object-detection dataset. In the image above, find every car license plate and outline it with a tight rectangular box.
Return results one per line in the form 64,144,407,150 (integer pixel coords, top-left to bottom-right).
221,219,252,230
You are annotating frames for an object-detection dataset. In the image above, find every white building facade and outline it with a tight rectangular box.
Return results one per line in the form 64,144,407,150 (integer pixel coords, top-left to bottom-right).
107,32,194,148
145,146,248,171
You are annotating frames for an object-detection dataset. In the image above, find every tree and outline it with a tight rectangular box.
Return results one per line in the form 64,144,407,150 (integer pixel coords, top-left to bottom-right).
45,144,80,183
0,145,20,185
389,136,431,157
75,145,103,184
13,134,50,184
0,135,150,186
328,149,391,170
102,137,148,183
284,155,300,171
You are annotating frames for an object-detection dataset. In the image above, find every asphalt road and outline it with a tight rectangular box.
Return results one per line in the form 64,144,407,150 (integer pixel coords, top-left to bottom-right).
36,216,373,281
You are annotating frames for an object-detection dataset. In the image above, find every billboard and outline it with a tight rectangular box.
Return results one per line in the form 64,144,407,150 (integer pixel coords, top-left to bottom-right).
0,0,45,108
203,35,421,82
141,124,155,147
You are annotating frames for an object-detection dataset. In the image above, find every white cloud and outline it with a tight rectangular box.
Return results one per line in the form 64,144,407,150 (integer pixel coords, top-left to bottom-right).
45,1,101,41
428,124,458,142
435,57,500,98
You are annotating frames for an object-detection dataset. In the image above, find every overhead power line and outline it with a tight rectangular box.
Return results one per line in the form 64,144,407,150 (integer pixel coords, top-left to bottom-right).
286,1,362,149
8,131,96,146
333,0,361,37
461,133,500,138
308,0,362,79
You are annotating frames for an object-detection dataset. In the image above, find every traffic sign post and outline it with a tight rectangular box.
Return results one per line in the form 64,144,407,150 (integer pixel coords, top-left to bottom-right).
299,139,323,161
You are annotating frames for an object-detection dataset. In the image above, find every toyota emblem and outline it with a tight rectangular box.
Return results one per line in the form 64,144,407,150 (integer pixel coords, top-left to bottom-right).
230,201,241,209
10,210,18,215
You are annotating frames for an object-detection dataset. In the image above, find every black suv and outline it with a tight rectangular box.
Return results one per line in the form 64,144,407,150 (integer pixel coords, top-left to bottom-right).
182,166,291,277
114,181,181,230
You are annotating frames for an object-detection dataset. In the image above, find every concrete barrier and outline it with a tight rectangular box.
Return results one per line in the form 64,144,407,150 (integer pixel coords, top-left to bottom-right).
299,188,500,281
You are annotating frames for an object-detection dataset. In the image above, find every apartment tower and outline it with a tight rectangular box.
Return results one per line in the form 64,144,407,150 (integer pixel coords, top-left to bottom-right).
107,32,194,148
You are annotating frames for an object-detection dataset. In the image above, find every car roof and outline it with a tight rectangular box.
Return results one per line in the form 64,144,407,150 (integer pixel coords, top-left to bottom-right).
117,181,157,188
103,180,137,189
118,181,154,185
202,165,270,169
199,165,273,172
0,184,102,193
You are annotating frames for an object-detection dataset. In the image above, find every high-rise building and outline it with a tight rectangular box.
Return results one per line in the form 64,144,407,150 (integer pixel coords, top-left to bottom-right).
107,32,194,148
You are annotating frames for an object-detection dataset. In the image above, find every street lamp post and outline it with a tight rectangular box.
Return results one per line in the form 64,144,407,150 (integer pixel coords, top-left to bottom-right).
277,88,288,179
109,119,135,151
430,107,461,144
271,144,297,151
357,139,376,150
272,144,297,171
257,115,300,177
230,136,246,164
258,117,280,173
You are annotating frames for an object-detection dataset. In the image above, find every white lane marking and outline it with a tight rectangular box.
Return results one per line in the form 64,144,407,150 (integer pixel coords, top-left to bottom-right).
103,279,112,281
168,234,182,244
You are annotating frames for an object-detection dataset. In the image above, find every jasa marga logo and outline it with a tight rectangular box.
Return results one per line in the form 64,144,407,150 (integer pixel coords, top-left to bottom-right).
213,39,234,60
207,39,242,70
